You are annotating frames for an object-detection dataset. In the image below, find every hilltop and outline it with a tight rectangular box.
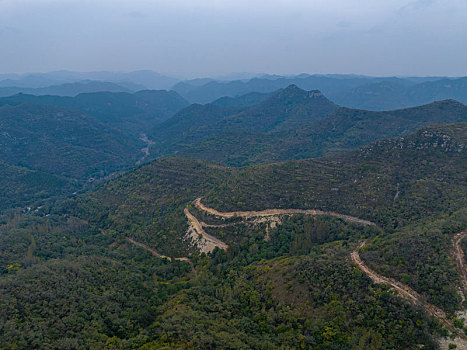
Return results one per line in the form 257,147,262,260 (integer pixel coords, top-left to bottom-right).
151,85,338,155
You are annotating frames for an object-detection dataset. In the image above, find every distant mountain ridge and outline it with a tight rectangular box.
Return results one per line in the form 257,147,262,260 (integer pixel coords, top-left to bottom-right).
151,85,338,155
211,91,274,108
151,85,467,166
219,85,338,133
0,80,133,97
333,77,467,110
0,70,179,90
173,74,467,110
3,71,466,111
171,75,375,104
0,90,189,137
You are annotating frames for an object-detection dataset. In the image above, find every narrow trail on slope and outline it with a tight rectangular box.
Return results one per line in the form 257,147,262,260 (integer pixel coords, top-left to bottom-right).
352,241,467,341
453,232,467,294
126,237,197,278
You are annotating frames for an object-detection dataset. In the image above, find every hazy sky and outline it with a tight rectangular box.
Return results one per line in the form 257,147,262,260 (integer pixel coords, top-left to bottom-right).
0,0,466,77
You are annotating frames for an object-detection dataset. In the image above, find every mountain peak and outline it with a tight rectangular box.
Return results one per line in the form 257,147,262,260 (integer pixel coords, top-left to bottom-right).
430,99,465,107
278,84,304,95
275,84,326,101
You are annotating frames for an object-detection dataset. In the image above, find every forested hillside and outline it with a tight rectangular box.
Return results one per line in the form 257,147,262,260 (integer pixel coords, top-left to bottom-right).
151,86,467,166
1,124,462,347
0,90,189,137
0,161,77,211
0,103,140,179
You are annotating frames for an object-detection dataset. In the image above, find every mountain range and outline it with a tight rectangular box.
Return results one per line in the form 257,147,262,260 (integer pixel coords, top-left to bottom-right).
0,81,136,98
1,84,465,214
173,75,467,110
0,90,189,137
2,71,467,112
0,70,179,90
151,85,467,165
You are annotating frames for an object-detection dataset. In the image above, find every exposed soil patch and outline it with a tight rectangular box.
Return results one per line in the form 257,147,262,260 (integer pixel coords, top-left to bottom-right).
194,197,379,227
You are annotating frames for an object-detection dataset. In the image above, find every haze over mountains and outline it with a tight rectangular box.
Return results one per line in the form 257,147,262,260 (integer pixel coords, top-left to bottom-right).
2,70,467,111
2,0,467,346
172,74,467,110
0,70,178,90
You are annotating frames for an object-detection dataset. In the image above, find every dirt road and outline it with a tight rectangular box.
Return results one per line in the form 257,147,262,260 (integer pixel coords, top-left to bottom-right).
352,241,467,341
131,197,467,342
136,134,155,165
194,197,378,228
125,237,197,277
453,232,467,293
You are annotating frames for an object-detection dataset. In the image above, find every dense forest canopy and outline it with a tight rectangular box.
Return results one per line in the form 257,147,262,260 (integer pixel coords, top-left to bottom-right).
0,72,466,349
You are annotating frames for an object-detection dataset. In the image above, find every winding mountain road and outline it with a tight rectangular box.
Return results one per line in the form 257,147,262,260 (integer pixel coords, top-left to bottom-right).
194,197,379,228
127,197,467,343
